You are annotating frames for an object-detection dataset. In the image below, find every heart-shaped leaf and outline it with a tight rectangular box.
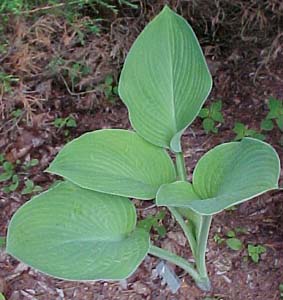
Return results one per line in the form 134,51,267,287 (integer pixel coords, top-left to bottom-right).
156,138,280,215
7,182,150,280
118,6,212,152
47,129,176,200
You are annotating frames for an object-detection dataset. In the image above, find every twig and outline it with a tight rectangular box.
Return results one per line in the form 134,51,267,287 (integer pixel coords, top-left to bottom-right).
59,73,97,96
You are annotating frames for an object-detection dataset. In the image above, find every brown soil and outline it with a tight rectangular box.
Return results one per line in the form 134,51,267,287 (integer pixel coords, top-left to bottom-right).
1,2,283,300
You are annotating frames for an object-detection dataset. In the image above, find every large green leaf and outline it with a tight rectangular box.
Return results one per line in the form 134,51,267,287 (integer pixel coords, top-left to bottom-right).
47,129,176,200
118,6,212,152
156,138,280,215
7,182,149,280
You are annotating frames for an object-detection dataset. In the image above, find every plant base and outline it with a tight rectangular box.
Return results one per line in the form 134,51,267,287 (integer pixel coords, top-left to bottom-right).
196,277,211,292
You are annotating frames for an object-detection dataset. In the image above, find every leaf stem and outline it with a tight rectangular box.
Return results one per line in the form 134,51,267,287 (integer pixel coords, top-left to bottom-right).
195,215,212,284
175,152,187,181
168,207,197,257
148,244,200,282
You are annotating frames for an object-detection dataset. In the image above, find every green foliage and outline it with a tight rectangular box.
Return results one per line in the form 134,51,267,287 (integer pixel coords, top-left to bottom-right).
198,100,224,134
101,75,118,103
261,98,283,136
226,237,242,251
3,174,19,193
23,159,39,170
0,156,42,194
0,72,19,94
53,116,77,136
138,211,166,237
6,6,281,292
11,108,23,119
47,130,176,199
7,181,149,280
156,138,279,215
247,244,266,263
233,122,265,141
21,179,43,195
0,161,15,182
119,6,212,152
213,233,224,245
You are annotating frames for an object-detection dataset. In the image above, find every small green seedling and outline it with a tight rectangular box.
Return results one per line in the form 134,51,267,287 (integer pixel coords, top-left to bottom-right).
3,174,19,193
6,6,281,292
0,161,14,182
0,71,19,94
261,97,283,132
21,179,42,195
23,159,39,171
247,244,266,263
214,228,246,250
53,116,77,136
233,122,265,141
138,211,166,238
11,108,22,118
101,75,118,103
213,233,224,245
198,100,224,134
226,235,243,251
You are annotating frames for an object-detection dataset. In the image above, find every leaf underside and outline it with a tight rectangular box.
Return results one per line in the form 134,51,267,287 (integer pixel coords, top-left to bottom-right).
7,182,150,280
47,129,176,200
157,138,280,215
118,6,212,152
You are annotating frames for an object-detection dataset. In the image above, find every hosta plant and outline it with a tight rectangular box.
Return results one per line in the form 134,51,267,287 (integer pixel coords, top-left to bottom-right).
6,6,280,291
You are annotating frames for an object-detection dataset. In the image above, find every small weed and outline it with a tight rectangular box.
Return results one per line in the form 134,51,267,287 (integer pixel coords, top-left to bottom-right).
198,100,224,134
261,97,283,144
68,62,91,91
213,233,224,244
0,156,42,194
247,244,266,263
138,211,166,238
21,179,43,195
0,161,15,182
53,116,77,136
233,122,265,141
214,228,246,251
23,159,39,171
100,75,118,103
11,108,23,118
0,71,19,94
3,174,19,193
262,97,283,131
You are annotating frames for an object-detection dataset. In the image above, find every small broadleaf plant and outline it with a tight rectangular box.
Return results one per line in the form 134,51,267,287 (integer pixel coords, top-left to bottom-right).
6,6,281,291
198,100,224,134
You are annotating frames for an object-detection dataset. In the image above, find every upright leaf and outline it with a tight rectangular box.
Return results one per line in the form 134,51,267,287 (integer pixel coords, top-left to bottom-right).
7,182,150,280
47,129,176,199
156,138,280,215
118,6,212,152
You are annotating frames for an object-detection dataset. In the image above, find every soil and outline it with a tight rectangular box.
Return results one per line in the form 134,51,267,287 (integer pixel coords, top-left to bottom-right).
0,2,283,300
